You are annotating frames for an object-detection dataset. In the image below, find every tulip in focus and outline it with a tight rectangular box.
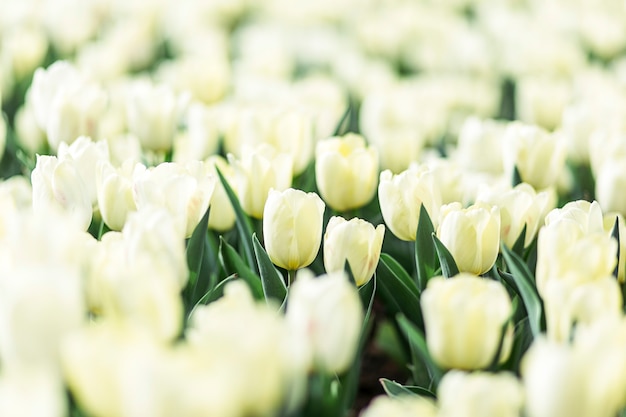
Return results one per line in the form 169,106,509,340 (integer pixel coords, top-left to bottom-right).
323,216,384,287
421,274,513,370
263,188,325,271
436,202,500,275
287,270,363,374
378,165,442,241
315,133,379,212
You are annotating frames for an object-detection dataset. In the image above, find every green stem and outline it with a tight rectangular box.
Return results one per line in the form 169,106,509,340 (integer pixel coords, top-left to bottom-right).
288,269,297,287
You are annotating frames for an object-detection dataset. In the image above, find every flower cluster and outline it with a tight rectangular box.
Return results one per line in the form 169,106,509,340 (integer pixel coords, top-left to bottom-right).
0,0,626,416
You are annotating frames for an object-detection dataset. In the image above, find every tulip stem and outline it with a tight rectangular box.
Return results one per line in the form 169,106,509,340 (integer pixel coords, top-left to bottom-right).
288,269,296,287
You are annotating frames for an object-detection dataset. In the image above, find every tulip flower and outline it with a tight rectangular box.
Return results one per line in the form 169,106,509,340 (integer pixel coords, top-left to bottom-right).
263,188,325,272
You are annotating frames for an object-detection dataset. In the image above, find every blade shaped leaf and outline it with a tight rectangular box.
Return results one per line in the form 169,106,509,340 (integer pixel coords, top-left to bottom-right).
252,233,287,303
501,244,543,337
219,237,264,300
380,378,435,399
377,254,423,327
397,315,443,387
431,234,459,278
215,166,257,273
415,204,437,291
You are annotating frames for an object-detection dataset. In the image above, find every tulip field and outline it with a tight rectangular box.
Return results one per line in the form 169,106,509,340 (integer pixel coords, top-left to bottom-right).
2,0,626,416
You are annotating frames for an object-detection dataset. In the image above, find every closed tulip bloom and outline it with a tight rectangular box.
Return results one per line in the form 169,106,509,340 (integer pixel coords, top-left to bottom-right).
287,270,363,374
378,165,442,241
96,159,145,231
477,183,556,248
437,202,500,275
205,156,237,232
595,158,626,216
501,122,566,190
229,143,293,219
31,155,92,231
263,188,325,271
421,274,513,370
315,133,378,212
324,216,385,287
360,395,438,417
437,371,524,417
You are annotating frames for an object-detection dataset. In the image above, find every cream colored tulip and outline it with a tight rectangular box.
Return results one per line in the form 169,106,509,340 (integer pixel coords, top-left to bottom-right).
437,371,524,417
96,160,145,231
263,188,325,271
501,122,566,190
360,395,437,417
476,183,556,248
421,274,513,370
58,136,110,205
229,143,293,219
323,216,384,286
205,156,237,232
378,165,442,241
315,133,379,212
287,270,363,373
436,202,500,275
31,155,92,231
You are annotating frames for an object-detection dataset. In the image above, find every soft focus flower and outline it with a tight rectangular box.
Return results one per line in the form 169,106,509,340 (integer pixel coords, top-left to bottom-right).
205,156,237,232
437,371,524,417
323,216,385,287
133,161,216,237
501,122,566,189
263,188,325,271
436,202,500,275
287,270,363,373
476,183,556,248
455,117,506,175
96,160,145,231
360,395,438,417
421,274,513,370
31,155,92,230
315,133,378,212
229,143,293,219
595,158,626,216
378,165,442,241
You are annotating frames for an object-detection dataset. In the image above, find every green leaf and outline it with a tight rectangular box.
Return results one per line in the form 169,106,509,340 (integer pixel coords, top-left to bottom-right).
512,165,522,187
332,102,351,137
218,237,264,300
379,378,436,399
183,205,211,309
415,204,437,291
397,315,444,388
431,234,459,278
188,275,237,319
252,233,287,303
501,316,533,373
500,244,543,337
359,275,376,323
377,254,423,327
345,260,356,287
215,166,257,274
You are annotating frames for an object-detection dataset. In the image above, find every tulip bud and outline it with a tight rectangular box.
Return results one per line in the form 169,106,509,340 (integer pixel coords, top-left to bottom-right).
57,136,110,206
378,166,442,241
125,80,186,153
323,216,384,287
230,143,293,219
133,161,216,238
263,188,325,271
96,159,145,231
315,133,379,212
436,202,500,275
437,371,524,417
287,270,363,374
595,158,626,216
501,122,566,190
421,274,513,370
205,156,236,232
31,155,92,231
476,183,556,248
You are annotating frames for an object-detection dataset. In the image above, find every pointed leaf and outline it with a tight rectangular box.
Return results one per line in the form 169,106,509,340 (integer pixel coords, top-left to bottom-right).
218,237,264,300
333,102,351,136
511,224,527,256
397,315,443,387
415,204,437,290
611,216,621,280
512,165,522,187
501,244,543,337
215,166,257,273
252,233,287,303
345,260,356,287
431,234,459,278
377,254,423,327
184,205,211,306
188,274,237,318
380,379,436,399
